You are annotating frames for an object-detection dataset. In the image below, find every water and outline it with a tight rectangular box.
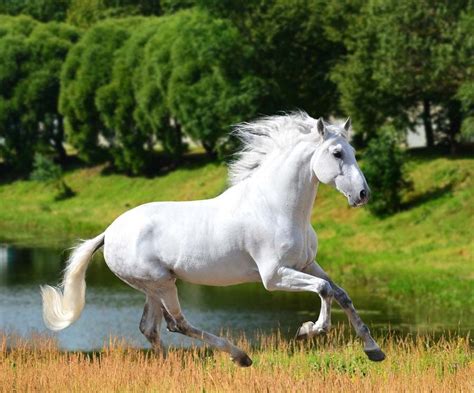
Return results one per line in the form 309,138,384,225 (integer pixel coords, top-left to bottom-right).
0,244,469,350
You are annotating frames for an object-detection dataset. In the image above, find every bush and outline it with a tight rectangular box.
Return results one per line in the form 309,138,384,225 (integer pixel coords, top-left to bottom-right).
30,153,74,200
362,125,411,216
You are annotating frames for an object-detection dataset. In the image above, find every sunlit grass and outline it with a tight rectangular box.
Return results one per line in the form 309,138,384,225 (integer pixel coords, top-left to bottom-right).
1,329,472,392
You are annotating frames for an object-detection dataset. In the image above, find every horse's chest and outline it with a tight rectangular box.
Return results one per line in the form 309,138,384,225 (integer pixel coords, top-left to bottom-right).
268,228,316,269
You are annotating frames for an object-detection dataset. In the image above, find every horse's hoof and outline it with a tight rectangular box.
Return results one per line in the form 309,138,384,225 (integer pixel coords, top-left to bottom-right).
232,353,253,367
364,348,386,362
295,321,314,340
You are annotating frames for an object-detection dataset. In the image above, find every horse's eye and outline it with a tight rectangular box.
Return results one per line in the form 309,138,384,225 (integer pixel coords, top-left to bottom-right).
333,151,342,159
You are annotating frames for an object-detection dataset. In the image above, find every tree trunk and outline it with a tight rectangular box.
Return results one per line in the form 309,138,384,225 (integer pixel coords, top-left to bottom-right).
422,99,434,148
202,141,217,159
54,118,67,164
173,122,184,161
447,101,461,155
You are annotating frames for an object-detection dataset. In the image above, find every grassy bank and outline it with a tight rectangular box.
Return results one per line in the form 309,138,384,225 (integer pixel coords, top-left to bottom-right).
0,150,473,321
2,330,472,392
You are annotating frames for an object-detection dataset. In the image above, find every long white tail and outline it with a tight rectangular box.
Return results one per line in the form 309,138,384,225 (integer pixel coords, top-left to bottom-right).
41,233,105,331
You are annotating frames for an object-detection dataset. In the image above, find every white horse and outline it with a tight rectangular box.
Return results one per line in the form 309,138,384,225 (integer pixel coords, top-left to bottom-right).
41,112,385,366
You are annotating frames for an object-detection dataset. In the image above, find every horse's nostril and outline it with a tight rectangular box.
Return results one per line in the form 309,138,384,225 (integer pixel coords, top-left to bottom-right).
360,189,367,200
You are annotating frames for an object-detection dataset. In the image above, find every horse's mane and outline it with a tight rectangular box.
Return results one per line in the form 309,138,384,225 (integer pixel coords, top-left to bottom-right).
228,111,321,186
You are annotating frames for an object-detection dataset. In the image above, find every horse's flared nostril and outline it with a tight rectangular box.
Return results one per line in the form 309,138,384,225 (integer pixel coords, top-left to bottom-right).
360,189,367,200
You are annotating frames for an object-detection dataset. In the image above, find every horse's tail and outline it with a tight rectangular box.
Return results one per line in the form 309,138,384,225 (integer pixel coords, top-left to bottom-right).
41,232,105,331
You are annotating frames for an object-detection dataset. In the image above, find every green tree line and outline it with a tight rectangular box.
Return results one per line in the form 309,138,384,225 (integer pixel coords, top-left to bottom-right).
0,0,472,175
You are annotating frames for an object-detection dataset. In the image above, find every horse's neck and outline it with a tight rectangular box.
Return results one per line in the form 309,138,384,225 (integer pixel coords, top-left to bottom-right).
252,143,318,226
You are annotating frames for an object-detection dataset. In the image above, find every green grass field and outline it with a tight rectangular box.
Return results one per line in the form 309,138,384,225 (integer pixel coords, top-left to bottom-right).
0,149,473,323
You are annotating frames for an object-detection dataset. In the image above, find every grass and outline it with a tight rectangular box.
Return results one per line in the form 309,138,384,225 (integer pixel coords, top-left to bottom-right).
0,149,473,323
1,329,472,392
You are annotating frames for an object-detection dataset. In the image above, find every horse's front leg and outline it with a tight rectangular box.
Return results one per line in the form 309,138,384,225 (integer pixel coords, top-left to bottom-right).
259,265,334,338
303,262,386,362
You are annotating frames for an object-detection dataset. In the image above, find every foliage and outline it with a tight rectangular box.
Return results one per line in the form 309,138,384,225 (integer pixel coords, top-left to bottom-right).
30,153,74,200
59,18,142,163
0,0,70,22
134,15,184,160
30,153,62,182
0,0,473,174
60,9,263,170
196,0,343,117
164,9,264,154
0,16,80,171
0,18,36,171
66,0,162,28
455,10,474,142
331,0,472,148
362,126,411,216
95,18,164,174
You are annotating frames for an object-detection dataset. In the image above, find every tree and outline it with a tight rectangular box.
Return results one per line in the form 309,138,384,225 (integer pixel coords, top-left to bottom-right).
455,10,474,143
66,0,162,28
0,0,70,22
332,0,472,149
134,14,186,161
96,18,165,174
362,126,411,216
135,9,264,157
59,18,142,162
15,22,81,163
0,16,79,171
164,9,264,155
196,0,344,118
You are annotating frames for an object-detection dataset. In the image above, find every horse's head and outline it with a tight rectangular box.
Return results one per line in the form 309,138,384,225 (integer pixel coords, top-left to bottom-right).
311,118,370,207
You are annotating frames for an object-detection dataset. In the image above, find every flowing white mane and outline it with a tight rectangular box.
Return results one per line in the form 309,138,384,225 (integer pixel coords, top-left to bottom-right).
229,112,327,185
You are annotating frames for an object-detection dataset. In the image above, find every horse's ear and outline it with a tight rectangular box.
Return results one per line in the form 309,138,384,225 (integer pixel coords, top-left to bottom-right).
343,117,351,137
315,118,325,137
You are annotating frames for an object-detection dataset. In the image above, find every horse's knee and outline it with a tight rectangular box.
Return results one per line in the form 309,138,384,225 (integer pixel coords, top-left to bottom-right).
319,281,334,299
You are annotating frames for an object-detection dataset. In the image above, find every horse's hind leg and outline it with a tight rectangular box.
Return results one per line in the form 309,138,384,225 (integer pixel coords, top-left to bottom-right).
303,262,385,361
159,281,253,367
139,295,164,352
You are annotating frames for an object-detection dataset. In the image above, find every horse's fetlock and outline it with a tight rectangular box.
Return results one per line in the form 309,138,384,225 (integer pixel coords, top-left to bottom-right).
358,324,370,337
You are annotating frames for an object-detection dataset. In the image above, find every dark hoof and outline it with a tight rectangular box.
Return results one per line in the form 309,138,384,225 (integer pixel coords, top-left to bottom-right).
232,354,253,367
364,348,386,362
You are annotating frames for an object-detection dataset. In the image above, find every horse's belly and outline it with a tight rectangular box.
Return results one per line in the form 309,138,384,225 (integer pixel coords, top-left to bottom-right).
171,252,261,286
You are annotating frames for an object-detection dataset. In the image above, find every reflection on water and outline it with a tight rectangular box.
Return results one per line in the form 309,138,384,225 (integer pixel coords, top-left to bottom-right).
0,244,470,350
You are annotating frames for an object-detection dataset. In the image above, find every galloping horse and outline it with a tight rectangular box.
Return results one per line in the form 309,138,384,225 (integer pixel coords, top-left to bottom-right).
42,112,385,366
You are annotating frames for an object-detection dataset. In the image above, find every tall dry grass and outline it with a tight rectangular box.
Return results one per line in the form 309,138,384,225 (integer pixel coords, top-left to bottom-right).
1,329,472,392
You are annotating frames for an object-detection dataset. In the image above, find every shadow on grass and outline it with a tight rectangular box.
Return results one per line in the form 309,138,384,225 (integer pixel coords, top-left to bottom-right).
0,151,219,184
407,145,474,161
401,183,454,210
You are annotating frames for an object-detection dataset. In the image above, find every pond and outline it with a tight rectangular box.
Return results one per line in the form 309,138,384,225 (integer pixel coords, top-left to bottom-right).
0,244,470,351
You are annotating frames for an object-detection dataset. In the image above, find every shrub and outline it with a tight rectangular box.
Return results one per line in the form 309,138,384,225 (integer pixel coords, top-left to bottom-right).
362,125,411,216
30,153,74,200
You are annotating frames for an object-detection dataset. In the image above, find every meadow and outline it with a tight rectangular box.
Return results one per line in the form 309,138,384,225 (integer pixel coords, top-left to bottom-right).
1,328,472,392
